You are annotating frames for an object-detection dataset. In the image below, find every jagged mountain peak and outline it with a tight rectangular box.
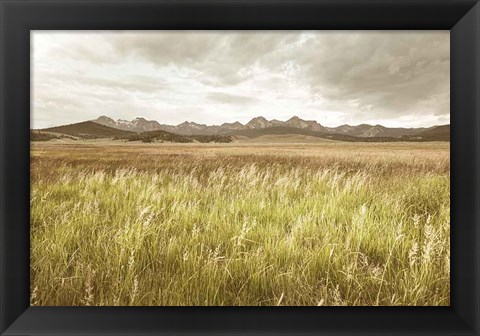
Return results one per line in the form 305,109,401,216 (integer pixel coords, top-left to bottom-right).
246,116,271,129
94,116,160,132
178,121,206,126
221,121,244,126
91,115,443,139
96,115,115,123
249,116,268,122
287,116,301,121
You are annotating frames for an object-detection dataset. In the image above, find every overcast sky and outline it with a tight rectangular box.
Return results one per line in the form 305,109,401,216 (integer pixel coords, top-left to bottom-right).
32,31,449,129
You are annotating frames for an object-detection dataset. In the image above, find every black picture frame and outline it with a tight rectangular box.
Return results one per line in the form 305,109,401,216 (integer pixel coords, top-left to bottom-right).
1,0,479,335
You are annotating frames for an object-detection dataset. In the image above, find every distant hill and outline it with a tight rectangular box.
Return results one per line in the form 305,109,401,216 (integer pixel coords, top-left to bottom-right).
117,129,191,143
30,130,77,141
235,134,335,143
116,129,233,143
403,125,450,141
230,126,369,142
41,121,135,139
325,124,429,138
230,125,450,142
37,121,232,143
231,126,330,138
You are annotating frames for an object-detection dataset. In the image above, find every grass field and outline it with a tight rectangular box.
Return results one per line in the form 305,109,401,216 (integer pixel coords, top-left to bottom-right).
30,141,450,306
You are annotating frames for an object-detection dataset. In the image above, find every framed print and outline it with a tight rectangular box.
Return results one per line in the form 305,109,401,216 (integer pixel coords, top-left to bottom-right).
1,0,479,335
29,29,452,308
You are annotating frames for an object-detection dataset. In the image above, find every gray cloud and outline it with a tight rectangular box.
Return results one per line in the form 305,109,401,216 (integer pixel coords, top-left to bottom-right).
55,32,300,85
81,75,169,93
207,92,258,105
293,32,450,120
32,31,449,128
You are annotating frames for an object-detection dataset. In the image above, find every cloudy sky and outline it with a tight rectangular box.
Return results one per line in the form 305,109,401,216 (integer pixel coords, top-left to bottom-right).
32,31,449,129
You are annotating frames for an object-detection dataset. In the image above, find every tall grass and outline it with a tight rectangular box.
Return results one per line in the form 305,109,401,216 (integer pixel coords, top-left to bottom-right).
30,142,450,306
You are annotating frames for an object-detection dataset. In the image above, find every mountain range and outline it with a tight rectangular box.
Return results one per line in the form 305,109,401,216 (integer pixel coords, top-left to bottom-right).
32,115,449,143
93,115,439,138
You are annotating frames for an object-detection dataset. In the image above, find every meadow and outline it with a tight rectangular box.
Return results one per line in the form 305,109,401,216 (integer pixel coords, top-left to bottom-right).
30,141,450,306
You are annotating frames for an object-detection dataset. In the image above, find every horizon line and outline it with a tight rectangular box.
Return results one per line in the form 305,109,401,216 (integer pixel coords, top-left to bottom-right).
33,115,450,130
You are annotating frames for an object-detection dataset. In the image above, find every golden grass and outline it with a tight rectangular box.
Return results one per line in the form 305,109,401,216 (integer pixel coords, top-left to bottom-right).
30,141,450,306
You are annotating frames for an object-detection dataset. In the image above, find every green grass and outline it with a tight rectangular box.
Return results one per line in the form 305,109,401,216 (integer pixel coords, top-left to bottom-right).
30,142,450,306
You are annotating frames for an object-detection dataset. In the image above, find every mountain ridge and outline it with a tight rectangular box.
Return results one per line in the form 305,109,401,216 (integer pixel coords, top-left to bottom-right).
41,121,135,139
92,115,445,138
34,117,450,143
